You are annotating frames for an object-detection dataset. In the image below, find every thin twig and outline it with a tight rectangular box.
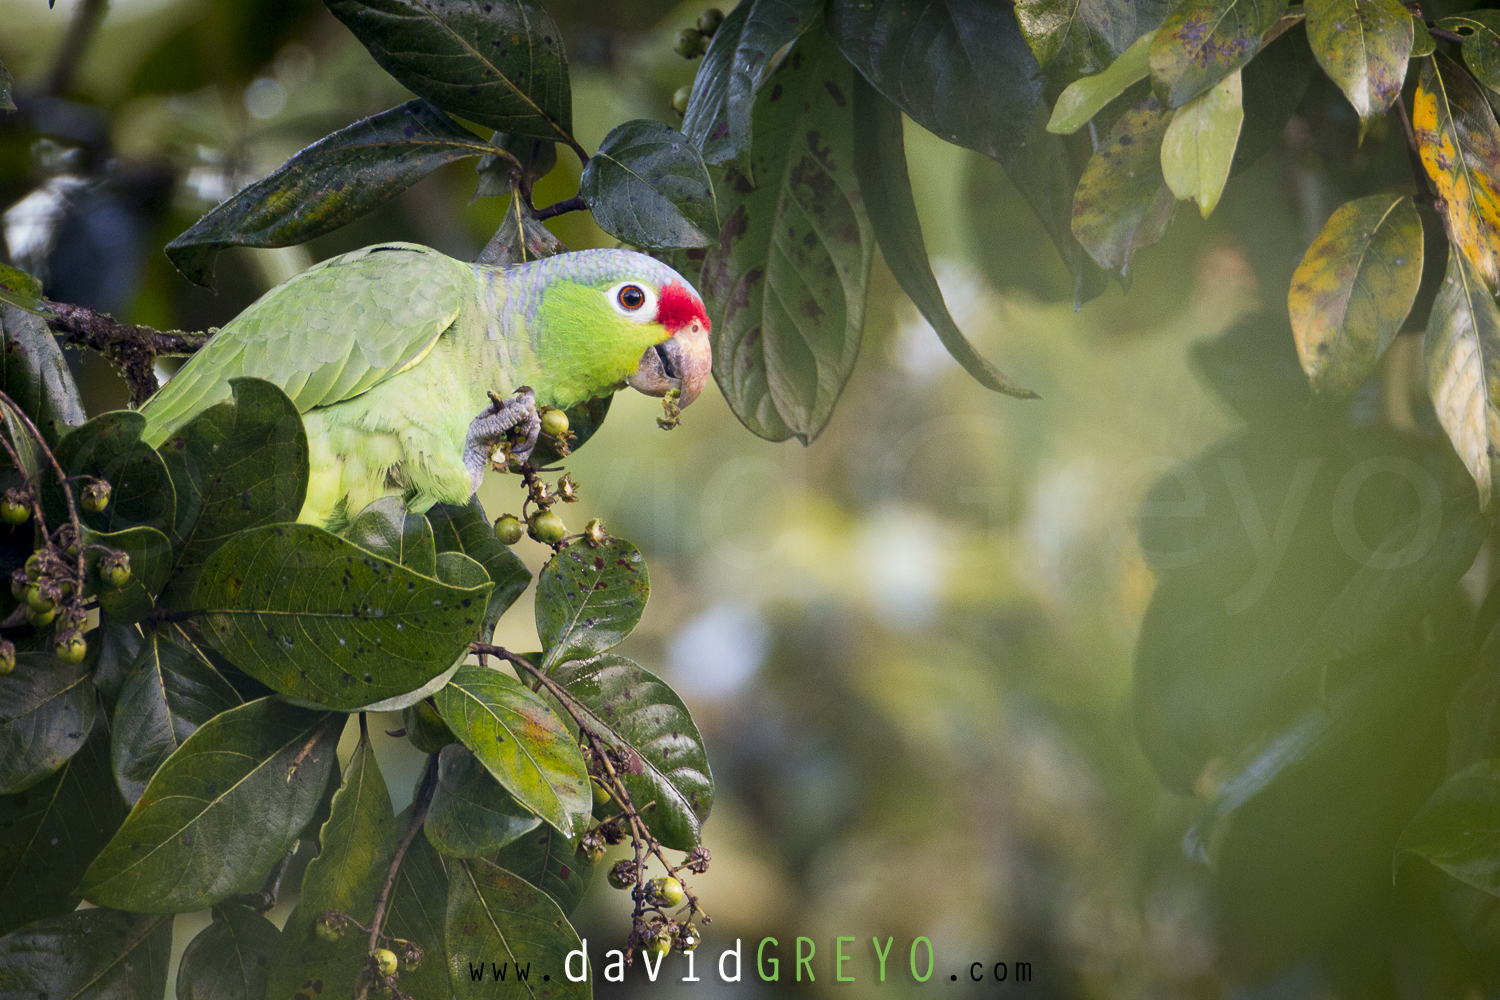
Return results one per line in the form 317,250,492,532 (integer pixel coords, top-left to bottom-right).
0,390,87,589
45,0,108,97
533,196,586,221
43,301,210,405
1428,24,1466,45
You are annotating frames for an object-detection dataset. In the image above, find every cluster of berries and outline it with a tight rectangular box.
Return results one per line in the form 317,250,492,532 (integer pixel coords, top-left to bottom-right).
671,9,726,115
492,406,606,548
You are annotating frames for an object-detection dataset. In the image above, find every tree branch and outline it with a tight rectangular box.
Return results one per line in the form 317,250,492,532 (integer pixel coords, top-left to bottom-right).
533,196,586,222
45,0,108,97
42,301,209,405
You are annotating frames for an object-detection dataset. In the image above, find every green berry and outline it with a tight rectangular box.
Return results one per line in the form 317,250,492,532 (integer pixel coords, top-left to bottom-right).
1,499,30,526
577,839,605,865
11,571,28,601
651,876,685,908
646,932,673,957
529,509,566,544
55,635,86,664
80,481,111,514
315,918,343,942
674,27,706,58
101,554,131,589
494,514,524,545
0,641,14,676
540,408,569,437
372,948,398,978
697,8,724,35
677,922,701,951
592,782,612,808
403,699,455,754
607,860,635,890
25,585,53,613
26,604,55,627
24,554,41,581
672,85,692,115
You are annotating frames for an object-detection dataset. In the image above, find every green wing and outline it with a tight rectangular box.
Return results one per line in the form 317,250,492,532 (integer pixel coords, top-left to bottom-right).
140,243,470,444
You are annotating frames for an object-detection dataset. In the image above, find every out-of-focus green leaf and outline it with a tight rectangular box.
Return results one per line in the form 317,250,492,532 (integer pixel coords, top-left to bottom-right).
1414,55,1500,290
445,857,588,999
324,0,572,144
265,731,393,1000
0,713,124,935
0,656,95,795
1234,22,1315,170
344,496,437,576
47,411,175,535
1151,0,1285,107
553,654,713,852
697,25,872,443
851,76,1037,399
0,264,50,316
1071,93,1176,278
491,823,595,915
1018,0,1173,78
1161,70,1243,216
385,803,450,1000
1439,12,1500,93
1308,0,1413,126
193,524,492,711
156,378,308,605
536,537,649,670
1288,194,1423,397
165,101,497,288
1426,250,1500,508
111,631,241,806
84,526,174,625
1048,31,1156,134
1399,759,1500,896
80,698,340,912
175,905,280,1000
428,499,531,642
435,665,590,839
580,119,717,249
681,0,822,170
1,304,85,449
0,908,172,999
827,0,1043,165
424,743,540,858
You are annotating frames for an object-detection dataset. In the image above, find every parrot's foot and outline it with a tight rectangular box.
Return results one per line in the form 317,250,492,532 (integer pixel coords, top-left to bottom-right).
464,387,539,489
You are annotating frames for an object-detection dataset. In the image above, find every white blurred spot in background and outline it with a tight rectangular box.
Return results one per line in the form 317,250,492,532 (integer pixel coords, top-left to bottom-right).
857,506,945,631
667,603,770,701
892,259,991,382
244,77,288,120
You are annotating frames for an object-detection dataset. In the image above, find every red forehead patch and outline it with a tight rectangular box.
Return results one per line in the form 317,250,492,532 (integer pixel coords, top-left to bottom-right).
657,282,710,333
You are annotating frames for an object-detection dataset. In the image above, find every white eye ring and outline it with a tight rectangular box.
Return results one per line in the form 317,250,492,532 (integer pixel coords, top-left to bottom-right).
608,281,659,322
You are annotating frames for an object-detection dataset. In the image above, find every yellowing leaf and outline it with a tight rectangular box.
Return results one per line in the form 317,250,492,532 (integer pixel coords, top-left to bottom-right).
1307,0,1413,127
1288,194,1423,397
1414,56,1500,290
1161,70,1244,216
1048,31,1156,134
1425,250,1500,508
1071,93,1176,277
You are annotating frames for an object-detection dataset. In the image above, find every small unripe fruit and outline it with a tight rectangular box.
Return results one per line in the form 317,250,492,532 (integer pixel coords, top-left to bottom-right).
529,510,566,544
26,604,55,627
577,839,605,864
697,8,724,35
650,876,685,908
315,919,343,942
25,585,53,613
0,499,30,526
592,782,612,808
607,860,635,890
24,554,41,581
55,635,86,664
540,408,569,438
80,482,111,514
400,944,423,971
11,570,27,601
672,85,692,115
315,911,346,941
100,554,131,589
403,699,456,754
677,922,700,951
495,514,524,545
674,27,706,58
584,518,607,547
372,948,398,977
646,933,673,957
0,640,14,676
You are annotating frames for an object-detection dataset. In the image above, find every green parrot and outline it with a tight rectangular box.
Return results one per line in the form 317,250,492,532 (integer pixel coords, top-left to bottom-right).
138,242,712,527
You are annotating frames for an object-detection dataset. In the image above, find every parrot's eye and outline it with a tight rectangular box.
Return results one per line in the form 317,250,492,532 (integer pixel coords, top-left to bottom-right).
618,285,646,310
607,281,659,321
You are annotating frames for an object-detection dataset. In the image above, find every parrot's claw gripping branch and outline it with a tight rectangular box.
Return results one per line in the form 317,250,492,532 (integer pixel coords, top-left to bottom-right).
465,387,539,489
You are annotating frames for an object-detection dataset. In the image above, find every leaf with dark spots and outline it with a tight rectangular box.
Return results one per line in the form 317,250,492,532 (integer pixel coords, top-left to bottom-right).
1414,55,1500,292
1071,93,1176,278
44,410,175,536
492,823,596,914
166,101,498,287
1150,0,1287,107
1307,0,1413,128
344,496,438,576
1018,0,1177,79
445,858,588,999
0,655,96,795
424,743,540,858
536,537,649,671
580,119,718,249
0,908,172,999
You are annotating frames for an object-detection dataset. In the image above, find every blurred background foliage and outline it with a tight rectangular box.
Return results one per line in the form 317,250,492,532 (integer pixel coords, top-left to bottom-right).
4,0,1494,996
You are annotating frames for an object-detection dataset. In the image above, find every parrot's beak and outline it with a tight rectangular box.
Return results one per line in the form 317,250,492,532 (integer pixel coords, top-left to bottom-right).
627,319,712,408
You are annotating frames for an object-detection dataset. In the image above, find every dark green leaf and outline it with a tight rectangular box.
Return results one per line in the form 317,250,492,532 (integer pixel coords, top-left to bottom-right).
193,524,493,711
1018,0,1175,78
681,0,822,169
428,499,531,642
111,631,242,806
827,0,1044,165
385,804,450,1000
851,75,1037,399
696,25,873,442
0,712,125,935
445,857,588,1000
90,618,145,708
435,665,590,838
475,132,556,198
1071,92,1176,278
0,656,96,795
1399,759,1500,895
1413,18,1437,57
536,537,649,670
165,101,497,287
155,378,308,605
474,192,569,266
175,905,280,1000
47,411,176,535
0,304,86,449
84,526,174,625
324,0,573,144
265,731,393,1000
580,119,717,249
1150,0,1286,107
1233,23,1315,170
1439,12,1500,94
344,496,438,576
424,743,540,857
0,908,172,1000
491,823,595,915
553,654,712,851
0,264,50,316
80,698,340,912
